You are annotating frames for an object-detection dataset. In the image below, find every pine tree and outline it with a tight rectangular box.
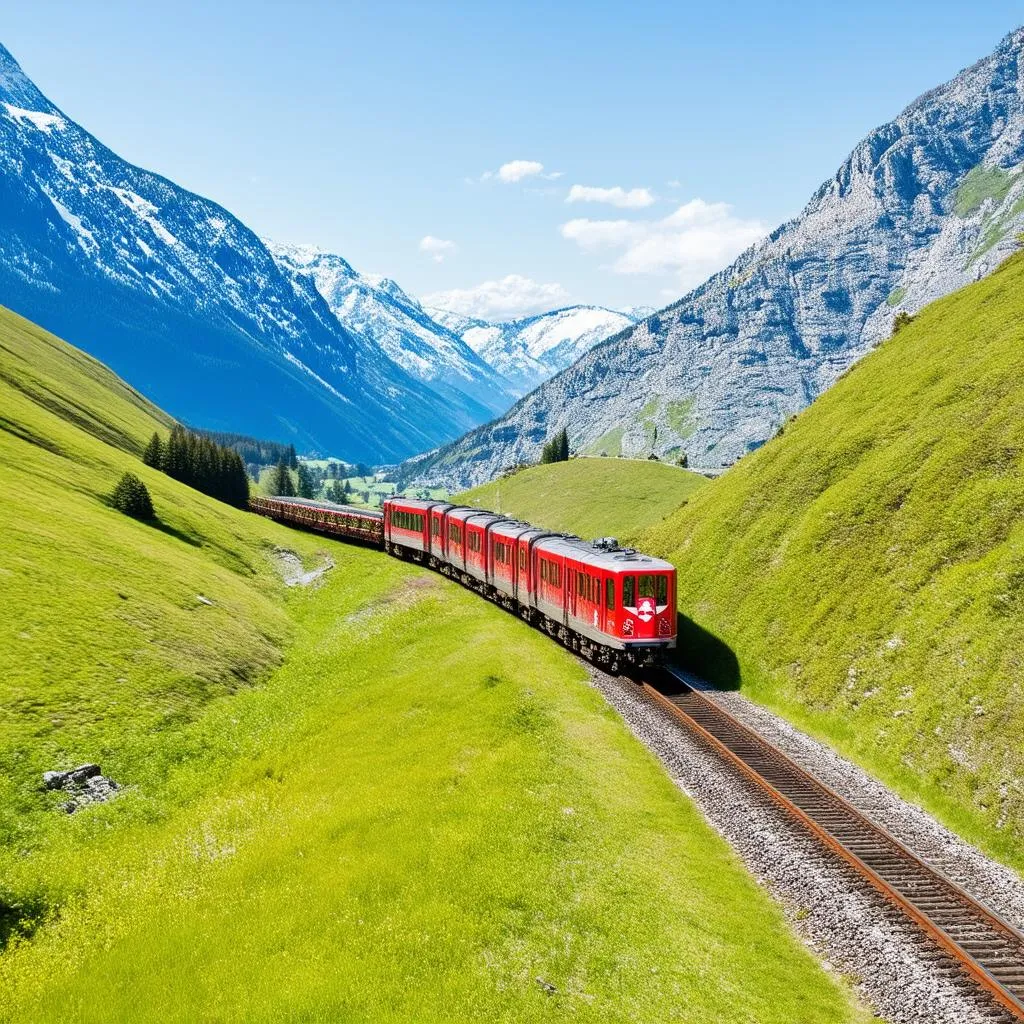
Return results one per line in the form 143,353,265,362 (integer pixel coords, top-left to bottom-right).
287,444,298,470
558,428,569,462
142,432,164,469
110,472,154,520
296,463,316,499
272,459,295,497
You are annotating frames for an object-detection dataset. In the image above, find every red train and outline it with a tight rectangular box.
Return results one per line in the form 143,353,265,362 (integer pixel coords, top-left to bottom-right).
251,494,676,673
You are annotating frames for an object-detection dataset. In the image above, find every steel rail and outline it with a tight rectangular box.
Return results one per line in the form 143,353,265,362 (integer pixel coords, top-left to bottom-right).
640,679,1024,1021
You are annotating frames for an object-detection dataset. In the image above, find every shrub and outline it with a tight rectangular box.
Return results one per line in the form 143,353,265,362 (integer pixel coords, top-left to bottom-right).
892,311,914,335
110,472,154,520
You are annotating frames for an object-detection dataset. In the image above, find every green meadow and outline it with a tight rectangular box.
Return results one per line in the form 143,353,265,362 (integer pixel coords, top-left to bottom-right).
456,457,707,540
638,253,1024,871
0,305,867,1021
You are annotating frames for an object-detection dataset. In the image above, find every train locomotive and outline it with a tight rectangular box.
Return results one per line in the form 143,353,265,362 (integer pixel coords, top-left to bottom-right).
251,494,677,673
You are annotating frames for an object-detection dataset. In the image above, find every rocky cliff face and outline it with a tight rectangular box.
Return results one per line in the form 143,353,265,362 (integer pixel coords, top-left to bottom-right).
401,28,1024,489
428,305,638,396
0,44,483,461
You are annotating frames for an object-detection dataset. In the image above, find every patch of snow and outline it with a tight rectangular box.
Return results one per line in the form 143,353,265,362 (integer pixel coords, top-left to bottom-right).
3,103,65,133
282,350,351,404
42,188,97,253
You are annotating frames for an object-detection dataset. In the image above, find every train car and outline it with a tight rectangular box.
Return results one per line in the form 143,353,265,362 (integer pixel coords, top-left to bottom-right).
250,495,383,545
531,535,675,670
383,496,433,557
488,520,550,608
440,506,499,579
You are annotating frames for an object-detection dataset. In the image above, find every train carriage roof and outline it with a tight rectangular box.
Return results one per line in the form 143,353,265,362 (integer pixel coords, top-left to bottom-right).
268,496,383,520
534,534,674,573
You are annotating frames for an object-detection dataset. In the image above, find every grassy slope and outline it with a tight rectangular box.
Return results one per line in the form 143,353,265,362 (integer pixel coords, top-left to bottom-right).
0,306,865,1022
639,253,1024,870
456,458,707,540
0,304,328,907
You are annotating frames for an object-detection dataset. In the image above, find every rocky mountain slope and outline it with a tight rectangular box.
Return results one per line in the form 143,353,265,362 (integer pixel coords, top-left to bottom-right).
0,43,483,462
429,304,637,396
402,27,1024,489
268,243,513,419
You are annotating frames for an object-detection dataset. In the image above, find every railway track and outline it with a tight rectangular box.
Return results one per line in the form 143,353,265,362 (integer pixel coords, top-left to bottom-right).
640,676,1024,1021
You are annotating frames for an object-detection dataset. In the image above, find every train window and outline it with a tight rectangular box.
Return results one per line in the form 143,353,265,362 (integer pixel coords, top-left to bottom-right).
540,560,548,582
606,578,615,610
432,517,440,536
519,548,527,571
449,523,461,543
639,574,656,598
657,575,668,605
552,563,560,587
577,571,584,596
623,575,635,607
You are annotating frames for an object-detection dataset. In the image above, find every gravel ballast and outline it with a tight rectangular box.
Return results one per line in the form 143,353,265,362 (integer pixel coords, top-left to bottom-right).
589,668,1024,1024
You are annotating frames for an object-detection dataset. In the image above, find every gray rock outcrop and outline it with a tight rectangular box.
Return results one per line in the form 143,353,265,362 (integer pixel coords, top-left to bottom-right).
400,28,1024,490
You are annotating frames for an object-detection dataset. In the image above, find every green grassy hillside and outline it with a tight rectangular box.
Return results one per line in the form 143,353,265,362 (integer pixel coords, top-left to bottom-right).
640,253,1024,870
456,458,706,540
0,306,867,1021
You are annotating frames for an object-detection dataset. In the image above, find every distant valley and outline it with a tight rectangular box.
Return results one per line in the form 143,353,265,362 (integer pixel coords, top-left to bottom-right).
0,43,631,464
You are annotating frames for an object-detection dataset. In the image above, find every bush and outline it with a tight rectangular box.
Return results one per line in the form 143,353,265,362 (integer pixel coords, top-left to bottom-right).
892,310,914,335
110,472,154,520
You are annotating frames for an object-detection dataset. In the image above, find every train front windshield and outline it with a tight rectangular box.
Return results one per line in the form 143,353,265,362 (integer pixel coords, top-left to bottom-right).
622,574,670,606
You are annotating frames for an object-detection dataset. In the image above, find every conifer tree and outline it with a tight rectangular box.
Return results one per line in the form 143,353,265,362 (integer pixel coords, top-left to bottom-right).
296,462,316,499
287,444,298,470
110,472,154,520
272,459,296,497
142,432,164,469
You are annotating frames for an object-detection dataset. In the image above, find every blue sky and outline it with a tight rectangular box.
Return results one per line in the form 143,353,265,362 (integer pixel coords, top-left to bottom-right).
6,1,1024,316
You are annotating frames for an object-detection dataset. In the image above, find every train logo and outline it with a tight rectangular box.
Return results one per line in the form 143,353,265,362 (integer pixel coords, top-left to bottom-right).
637,597,655,623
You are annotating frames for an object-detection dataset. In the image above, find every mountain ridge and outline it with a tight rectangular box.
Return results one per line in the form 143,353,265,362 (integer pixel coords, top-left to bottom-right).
427,303,638,396
400,26,1024,490
0,42,488,462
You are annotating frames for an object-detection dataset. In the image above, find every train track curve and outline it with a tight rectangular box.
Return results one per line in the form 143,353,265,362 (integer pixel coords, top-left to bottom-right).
641,676,1024,1020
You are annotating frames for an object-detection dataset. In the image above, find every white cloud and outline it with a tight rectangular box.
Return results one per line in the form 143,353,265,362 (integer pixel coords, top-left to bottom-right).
497,160,544,183
560,198,767,291
566,184,656,209
666,179,681,188
424,274,569,319
419,235,457,263
543,170,564,180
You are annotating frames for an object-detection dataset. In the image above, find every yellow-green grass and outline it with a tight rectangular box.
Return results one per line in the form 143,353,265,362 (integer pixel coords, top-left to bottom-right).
0,304,326,903
0,305,868,1021
456,458,707,540
639,253,1024,871
1,554,866,1023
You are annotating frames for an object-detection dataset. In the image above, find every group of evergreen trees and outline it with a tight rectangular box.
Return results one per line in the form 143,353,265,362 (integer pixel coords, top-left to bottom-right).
268,459,319,499
197,430,298,470
143,426,250,508
539,428,570,465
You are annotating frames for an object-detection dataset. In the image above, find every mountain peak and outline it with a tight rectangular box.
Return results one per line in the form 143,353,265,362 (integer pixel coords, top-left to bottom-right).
0,43,55,111
399,26,1024,490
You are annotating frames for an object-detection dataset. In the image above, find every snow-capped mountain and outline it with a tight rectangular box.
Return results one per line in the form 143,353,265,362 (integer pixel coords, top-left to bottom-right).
267,242,514,418
0,43,483,461
401,27,1024,489
427,305,638,396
